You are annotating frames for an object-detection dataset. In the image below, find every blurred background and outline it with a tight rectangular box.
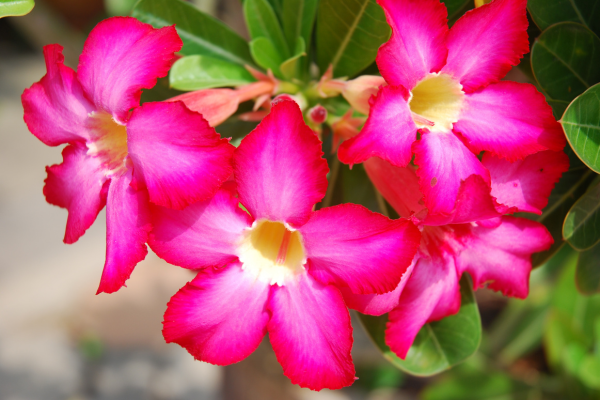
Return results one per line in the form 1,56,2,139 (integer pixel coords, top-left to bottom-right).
1,1,599,399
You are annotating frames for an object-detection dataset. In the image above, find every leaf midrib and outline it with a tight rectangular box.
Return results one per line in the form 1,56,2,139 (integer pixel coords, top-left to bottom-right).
537,40,590,89
329,0,371,70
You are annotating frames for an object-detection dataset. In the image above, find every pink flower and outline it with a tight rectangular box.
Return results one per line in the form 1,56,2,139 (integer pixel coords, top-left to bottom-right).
148,99,421,390
338,0,565,216
21,17,235,294
342,151,568,358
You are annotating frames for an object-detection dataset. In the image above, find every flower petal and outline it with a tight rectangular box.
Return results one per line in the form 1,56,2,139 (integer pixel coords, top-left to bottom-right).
163,263,270,365
300,204,420,294
234,99,328,227
441,0,529,92
453,216,553,298
22,45,94,146
44,144,109,244
338,86,417,167
149,188,252,270
412,132,490,216
77,17,182,122
127,101,235,210
267,274,355,390
483,151,569,214
167,89,240,127
97,169,151,294
454,82,566,161
376,0,449,90
386,253,461,359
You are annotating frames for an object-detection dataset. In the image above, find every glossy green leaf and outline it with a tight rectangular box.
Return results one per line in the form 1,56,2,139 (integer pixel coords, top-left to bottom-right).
316,0,390,78
244,0,290,59
531,22,600,103
169,55,255,91
105,0,136,16
548,99,570,120
528,0,600,35
280,38,306,80
360,275,481,376
0,0,34,18
562,83,600,173
250,37,285,77
282,0,318,54
132,0,254,66
576,242,600,295
564,179,600,251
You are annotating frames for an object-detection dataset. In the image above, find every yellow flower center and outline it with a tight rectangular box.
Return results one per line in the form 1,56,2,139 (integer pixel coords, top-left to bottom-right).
409,73,465,133
86,111,128,175
237,220,306,286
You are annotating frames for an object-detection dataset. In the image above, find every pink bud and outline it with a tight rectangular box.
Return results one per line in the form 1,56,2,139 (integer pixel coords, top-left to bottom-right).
308,105,327,124
342,75,386,115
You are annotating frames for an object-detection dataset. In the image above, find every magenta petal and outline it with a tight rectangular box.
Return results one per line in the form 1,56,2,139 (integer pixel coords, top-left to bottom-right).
163,263,270,365
454,217,553,298
149,188,252,270
386,254,461,359
77,17,182,122
483,151,569,214
44,144,109,244
338,86,417,167
22,45,94,146
268,274,355,390
413,132,490,216
127,101,235,210
234,99,328,227
300,204,420,295
97,170,151,294
441,0,529,92
376,0,449,90
454,82,566,161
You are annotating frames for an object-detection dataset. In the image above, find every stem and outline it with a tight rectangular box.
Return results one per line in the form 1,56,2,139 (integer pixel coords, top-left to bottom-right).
374,187,389,217
322,156,341,209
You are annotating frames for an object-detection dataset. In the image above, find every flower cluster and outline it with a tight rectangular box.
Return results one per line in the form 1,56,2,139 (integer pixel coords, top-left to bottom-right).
21,0,568,392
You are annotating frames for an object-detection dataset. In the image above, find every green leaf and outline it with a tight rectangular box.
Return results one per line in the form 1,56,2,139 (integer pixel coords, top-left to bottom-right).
580,356,600,388
531,22,600,103
244,0,290,58
562,83,600,173
359,275,481,376
282,0,318,54
316,0,390,78
564,179,600,251
105,0,136,16
0,0,34,18
548,99,570,120
576,242,600,295
422,371,532,400
442,0,471,20
280,38,306,80
250,37,285,77
528,0,600,36
169,55,255,91
132,0,254,66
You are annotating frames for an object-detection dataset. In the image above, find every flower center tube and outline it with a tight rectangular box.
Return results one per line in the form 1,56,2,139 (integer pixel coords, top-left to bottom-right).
86,112,129,175
237,220,306,286
408,73,465,133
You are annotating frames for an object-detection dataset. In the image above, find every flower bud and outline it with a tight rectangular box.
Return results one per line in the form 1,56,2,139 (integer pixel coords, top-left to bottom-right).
342,75,386,115
308,105,327,124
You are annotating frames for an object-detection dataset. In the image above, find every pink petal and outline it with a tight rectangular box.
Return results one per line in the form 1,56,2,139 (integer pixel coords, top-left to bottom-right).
338,86,417,167
483,151,569,214
167,89,240,127
22,44,94,146
454,82,566,161
233,99,328,227
44,144,109,244
441,0,529,92
341,261,415,316
412,132,490,216
149,188,252,270
77,17,182,123
267,274,355,390
453,216,553,298
386,252,461,359
376,0,449,90
163,263,270,365
127,101,235,210
97,169,151,294
300,204,421,294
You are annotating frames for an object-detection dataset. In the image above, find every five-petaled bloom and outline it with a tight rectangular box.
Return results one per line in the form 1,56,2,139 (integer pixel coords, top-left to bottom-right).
149,99,421,391
21,17,235,293
338,0,565,217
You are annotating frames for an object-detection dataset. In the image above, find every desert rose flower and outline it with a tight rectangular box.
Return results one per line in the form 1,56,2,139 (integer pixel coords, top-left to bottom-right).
341,151,568,358
21,17,235,293
338,0,565,217
149,99,421,390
